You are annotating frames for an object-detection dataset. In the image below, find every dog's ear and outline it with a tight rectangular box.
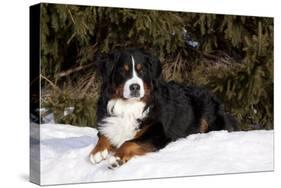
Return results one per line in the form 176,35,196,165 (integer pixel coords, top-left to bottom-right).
95,51,120,82
145,54,162,80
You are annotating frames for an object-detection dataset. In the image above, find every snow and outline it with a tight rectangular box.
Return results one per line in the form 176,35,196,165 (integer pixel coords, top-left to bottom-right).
30,123,274,185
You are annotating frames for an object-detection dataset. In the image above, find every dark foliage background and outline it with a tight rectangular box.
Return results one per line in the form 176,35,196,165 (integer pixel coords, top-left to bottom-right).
39,3,273,130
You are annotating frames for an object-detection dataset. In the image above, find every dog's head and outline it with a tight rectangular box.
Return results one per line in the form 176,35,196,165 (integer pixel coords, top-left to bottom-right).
96,49,161,101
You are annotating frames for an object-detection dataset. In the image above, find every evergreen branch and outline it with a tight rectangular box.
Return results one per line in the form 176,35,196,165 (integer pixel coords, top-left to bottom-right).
67,32,76,44
79,74,97,98
55,63,93,79
172,53,181,78
258,21,262,56
40,74,60,91
67,8,76,25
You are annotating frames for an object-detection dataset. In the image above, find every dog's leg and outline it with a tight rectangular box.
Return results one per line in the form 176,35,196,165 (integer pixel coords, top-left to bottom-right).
108,122,169,168
108,141,155,168
90,134,113,164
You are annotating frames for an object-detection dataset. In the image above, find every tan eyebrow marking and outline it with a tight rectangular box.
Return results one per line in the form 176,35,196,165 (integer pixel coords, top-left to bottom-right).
136,63,142,71
124,64,129,71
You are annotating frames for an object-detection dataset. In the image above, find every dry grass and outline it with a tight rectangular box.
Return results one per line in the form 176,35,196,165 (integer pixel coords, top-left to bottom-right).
41,71,101,127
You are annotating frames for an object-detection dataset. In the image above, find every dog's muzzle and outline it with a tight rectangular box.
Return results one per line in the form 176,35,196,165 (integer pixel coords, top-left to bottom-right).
129,83,140,98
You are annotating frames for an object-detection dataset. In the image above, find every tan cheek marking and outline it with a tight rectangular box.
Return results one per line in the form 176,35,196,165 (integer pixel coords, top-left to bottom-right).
111,85,125,99
141,83,152,103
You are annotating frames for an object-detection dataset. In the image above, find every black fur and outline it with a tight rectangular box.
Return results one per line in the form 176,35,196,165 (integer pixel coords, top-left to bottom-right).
95,48,238,151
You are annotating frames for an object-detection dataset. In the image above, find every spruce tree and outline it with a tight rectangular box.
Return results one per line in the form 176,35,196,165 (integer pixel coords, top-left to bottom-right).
40,3,273,129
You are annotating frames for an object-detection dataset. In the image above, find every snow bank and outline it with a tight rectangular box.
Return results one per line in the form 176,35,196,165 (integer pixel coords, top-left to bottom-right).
30,123,274,185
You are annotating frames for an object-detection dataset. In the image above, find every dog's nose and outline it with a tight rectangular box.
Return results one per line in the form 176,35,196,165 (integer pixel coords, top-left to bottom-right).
129,83,140,91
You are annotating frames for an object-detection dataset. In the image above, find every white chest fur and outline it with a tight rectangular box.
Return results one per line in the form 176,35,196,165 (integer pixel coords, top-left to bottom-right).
98,99,149,148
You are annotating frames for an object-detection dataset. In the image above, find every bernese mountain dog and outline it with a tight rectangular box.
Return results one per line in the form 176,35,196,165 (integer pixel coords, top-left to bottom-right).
90,48,238,168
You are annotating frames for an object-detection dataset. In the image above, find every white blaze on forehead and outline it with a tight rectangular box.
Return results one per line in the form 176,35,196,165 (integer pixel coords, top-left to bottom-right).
123,56,145,99
131,56,137,77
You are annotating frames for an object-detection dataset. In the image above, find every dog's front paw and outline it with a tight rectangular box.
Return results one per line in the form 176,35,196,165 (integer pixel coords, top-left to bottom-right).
107,156,124,169
90,149,109,164
89,135,112,165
